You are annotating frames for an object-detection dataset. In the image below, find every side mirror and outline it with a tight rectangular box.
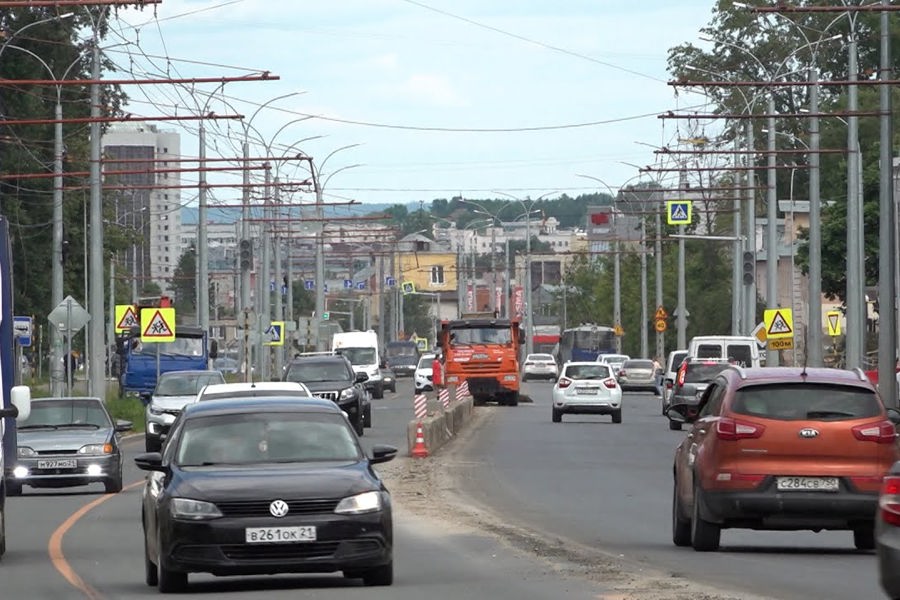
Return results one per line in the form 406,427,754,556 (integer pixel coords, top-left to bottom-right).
666,404,698,424
370,444,398,465
355,372,369,384
139,392,152,407
134,452,166,472
209,339,218,359
10,385,30,421
888,407,900,425
115,419,133,432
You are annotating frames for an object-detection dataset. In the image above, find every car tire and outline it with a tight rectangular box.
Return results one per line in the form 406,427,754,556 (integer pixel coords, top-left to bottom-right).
104,474,123,494
506,392,519,407
691,484,721,551
157,563,188,593
6,481,22,497
363,404,372,428
668,420,682,431
361,561,393,586
672,485,692,547
145,436,161,453
354,414,365,437
612,409,623,424
853,526,875,550
373,384,384,400
552,408,562,423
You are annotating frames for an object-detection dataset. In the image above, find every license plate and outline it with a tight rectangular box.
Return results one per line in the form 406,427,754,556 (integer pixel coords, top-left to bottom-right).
37,459,77,469
576,387,599,395
776,477,839,492
245,526,316,544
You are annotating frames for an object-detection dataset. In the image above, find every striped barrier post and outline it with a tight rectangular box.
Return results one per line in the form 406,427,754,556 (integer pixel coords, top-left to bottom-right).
413,393,428,420
458,379,470,399
439,387,450,409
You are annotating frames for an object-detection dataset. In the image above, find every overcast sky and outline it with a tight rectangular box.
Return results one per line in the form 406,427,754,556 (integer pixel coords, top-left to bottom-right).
110,0,715,209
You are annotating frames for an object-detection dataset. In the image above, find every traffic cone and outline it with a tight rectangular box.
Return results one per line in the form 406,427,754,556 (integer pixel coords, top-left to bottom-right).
411,422,429,458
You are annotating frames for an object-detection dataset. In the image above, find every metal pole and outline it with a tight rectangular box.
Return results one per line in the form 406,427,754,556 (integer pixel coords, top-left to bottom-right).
766,95,780,367
640,217,648,357
314,166,326,350
258,163,271,381
88,35,104,398
240,141,251,369
286,221,294,349
745,124,758,334
732,135,742,336
846,28,863,369
273,177,284,377
614,241,622,353
52,97,63,393
808,66,823,367
525,210,534,355
655,198,664,358
677,226,686,348
108,258,114,380
490,223,497,314
66,298,72,396
197,123,209,334
878,0,897,408
378,251,387,342
505,239,511,319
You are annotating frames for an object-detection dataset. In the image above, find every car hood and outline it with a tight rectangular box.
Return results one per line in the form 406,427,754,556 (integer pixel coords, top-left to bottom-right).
18,427,111,451
172,462,377,501
150,395,198,410
301,381,354,393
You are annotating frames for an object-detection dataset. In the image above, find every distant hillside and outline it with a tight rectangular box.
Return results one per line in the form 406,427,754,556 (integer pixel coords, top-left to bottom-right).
181,203,407,225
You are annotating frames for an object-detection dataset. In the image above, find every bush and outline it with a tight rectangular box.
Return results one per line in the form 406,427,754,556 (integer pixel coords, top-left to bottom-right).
106,394,145,433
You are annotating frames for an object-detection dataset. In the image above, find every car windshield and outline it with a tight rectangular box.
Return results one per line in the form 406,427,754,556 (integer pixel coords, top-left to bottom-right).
133,337,204,357
684,362,730,383
731,384,882,421
450,327,511,344
527,354,554,362
385,343,418,358
286,362,351,383
156,372,225,396
417,356,435,369
336,347,376,366
175,412,361,465
564,364,611,380
19,399,111,429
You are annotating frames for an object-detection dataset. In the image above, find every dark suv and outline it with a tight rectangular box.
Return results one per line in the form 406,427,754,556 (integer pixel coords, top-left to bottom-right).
667,358,732,430
283,354,371,436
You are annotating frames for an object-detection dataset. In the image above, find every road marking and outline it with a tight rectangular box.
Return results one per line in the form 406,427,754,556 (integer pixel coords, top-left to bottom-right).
48,480,144,599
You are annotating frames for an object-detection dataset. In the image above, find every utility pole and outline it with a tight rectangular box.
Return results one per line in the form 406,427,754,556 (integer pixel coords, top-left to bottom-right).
240,141,252,375
197,123,209,334
273,178,284,378
846,25,863,370
613,237,622,354
258,163,272,381
676,170,687,349
766,95,780,366
744,124,758,333
640,217,648,358
655,193,664,360
314,166,326,351
88,32,104,398
525,211,534,355
732,135,742,336
807,67,823,367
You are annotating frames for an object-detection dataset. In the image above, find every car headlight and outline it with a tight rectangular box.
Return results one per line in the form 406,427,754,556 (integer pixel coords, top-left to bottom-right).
334,491,382,515
79,443,114,455
17,446,36,458
340,388,357,401
170,498,223,520
148,404,165,416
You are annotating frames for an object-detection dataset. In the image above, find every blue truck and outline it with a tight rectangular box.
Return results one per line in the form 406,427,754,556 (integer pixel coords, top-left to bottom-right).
115,301,217,398
0,217,33,556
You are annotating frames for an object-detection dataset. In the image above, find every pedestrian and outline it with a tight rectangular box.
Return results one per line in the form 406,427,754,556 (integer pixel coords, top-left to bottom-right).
431,353,443,391
652,356,663,397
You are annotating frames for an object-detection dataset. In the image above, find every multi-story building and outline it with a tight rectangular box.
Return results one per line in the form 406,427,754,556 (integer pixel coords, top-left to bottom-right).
102,123,182,295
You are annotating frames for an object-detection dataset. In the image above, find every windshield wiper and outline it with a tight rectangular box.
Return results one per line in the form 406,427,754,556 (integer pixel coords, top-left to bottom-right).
58,423,101,429
18,424,59,430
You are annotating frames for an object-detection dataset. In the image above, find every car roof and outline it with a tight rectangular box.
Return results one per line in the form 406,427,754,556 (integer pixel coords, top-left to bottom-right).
564,361,610,368
726,366,876,389
199,381,312,396
288,354,349,364
183,396,341,418
34,396,103,403
160,370,222,377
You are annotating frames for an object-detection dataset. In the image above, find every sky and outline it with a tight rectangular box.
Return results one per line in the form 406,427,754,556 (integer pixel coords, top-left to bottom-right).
108,0,716,210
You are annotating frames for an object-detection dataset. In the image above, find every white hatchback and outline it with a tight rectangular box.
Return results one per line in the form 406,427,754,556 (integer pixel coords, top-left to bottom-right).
552,362,623,423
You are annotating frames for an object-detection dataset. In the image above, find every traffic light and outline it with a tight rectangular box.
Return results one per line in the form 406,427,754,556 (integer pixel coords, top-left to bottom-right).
239,239,253,270
742,251,755,285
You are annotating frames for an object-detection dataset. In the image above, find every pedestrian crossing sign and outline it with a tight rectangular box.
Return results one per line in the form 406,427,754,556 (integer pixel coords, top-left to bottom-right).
763,308,794,340
140,308,176,342
115,304,139,332
264,321,284,346
666,200,692,225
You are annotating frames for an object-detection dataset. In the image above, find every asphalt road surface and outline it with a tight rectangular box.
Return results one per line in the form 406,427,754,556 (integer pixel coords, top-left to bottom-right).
449,380,886,600
2,383,618,599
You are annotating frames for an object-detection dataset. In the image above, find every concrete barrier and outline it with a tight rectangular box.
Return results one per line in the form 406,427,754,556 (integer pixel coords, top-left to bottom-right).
406,396,474,456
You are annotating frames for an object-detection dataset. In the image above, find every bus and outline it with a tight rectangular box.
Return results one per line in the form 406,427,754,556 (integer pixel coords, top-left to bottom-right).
555,324,616,364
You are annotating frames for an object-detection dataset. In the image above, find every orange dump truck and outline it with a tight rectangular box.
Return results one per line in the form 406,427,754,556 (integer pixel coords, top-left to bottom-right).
439,313,524,406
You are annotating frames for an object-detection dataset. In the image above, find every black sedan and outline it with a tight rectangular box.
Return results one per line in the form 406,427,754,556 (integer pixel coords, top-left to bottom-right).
136,397,397,593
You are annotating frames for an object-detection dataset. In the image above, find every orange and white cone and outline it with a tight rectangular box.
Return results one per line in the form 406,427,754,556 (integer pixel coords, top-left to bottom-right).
411,422,429,458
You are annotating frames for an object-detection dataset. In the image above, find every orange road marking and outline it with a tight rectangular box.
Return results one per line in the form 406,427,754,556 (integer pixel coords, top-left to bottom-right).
48,480,144,600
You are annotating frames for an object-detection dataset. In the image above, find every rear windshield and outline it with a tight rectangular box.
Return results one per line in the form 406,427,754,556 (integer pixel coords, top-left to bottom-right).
564,364,611,380
694,344,723,359
732,384,882,421
684,362,730,383
669,352,688,371
725,345,753,367
623,360,653,369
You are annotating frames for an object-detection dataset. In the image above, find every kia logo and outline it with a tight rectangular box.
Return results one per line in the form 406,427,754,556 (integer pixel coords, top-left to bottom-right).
269,499,289,518
799,428,820,439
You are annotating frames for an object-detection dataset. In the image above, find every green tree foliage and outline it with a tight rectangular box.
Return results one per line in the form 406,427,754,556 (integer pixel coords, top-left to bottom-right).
172,246,196,314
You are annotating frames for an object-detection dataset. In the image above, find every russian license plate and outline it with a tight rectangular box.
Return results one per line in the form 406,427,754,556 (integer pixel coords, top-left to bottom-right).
776,477,840,492
245,526,316,544
37,459,76,469
576,387,599,395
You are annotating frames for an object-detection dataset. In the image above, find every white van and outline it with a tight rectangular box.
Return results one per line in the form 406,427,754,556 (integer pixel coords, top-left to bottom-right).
687,335,761,368
332,330,384,399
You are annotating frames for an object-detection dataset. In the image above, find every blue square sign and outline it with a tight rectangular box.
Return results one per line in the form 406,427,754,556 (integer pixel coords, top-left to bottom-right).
666,200,692,225
343,279,353,289
356,282,366,290
304,279,314,290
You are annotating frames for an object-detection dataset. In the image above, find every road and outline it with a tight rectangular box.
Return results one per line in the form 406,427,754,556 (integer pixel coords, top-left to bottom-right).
449,379,886,600
1,383,616,599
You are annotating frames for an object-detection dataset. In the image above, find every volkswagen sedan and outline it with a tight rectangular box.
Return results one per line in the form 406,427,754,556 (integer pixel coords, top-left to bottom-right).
551,362,623,423
137,396,397,593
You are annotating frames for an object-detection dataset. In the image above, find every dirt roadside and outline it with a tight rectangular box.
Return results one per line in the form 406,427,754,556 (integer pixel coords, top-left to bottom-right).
376,406,777,600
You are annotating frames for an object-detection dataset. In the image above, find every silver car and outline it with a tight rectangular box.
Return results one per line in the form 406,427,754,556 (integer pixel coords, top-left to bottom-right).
617,359,658,393
522,353,559,382
144,370,225,452
11,396,132,495
551,362,623,423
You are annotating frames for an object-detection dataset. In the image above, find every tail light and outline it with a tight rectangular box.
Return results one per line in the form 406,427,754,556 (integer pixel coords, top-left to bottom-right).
603,378,617,389
666,381,673,390
716,417,765,441
851,420,897,444
677,366,687,386
618,369,626,377
557,377,572,388
880,475,900,526
524,362,534,366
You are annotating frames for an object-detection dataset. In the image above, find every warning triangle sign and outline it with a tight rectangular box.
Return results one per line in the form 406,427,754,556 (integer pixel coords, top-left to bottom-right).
767,311,793,335
828,314,839,330
142,310,174,339
116,307,138,330
671,205,688,221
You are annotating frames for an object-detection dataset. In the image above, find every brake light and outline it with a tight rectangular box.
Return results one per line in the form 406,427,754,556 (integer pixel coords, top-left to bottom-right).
851,420,897,444
880,476,900,526
677,365,687,386
619,369,626,377
716,417,765,441
666,381,673,390
558,377,572,388
603,378,617,389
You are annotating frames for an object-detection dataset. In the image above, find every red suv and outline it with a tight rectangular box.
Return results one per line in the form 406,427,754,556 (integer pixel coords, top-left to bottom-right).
669,366,900,552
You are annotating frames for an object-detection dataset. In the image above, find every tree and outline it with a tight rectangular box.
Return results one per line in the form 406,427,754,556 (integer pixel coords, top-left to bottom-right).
172,246,196,314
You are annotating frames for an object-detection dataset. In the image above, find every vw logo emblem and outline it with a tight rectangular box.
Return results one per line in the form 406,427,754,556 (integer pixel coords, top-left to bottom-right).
799,428,820,439
269,500,289,518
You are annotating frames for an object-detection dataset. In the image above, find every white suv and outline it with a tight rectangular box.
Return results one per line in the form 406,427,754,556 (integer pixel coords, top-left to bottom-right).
414,354,436,394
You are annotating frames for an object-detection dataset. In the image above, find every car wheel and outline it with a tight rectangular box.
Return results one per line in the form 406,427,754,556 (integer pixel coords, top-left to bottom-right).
354,414,365,437
157,563,188,593
672,484,692,547
668,420,682,431
363,404,372,428
361,561,393,586
6,481,22,497
612,409,623,424
853,526,875,550
145,436,161,453
552,408,562,423
374,384,384,400
691,484,721,551
506,392,519,407
104,474,123,494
